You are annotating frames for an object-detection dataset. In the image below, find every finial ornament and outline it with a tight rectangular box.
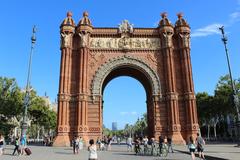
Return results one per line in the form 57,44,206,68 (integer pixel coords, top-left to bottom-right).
177,13,183,19
161,12,167,18
83,11,89,17
67,11,73,17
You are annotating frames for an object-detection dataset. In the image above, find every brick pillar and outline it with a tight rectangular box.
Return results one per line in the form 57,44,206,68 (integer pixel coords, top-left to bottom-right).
175,13,199,141
159,12,185,144
75,13,93,140
54,27,75,146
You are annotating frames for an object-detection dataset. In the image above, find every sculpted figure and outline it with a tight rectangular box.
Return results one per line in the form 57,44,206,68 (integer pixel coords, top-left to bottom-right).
179,32,190,48
162,31,173,47
61,33,72,47
78,32,89,47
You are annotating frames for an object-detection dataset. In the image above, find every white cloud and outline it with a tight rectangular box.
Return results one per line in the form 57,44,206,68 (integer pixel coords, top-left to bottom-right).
229,12,240,24
191,23,223,37
120,111,138,116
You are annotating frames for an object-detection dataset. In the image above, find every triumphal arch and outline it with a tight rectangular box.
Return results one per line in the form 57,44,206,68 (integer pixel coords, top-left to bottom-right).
53,11,199,146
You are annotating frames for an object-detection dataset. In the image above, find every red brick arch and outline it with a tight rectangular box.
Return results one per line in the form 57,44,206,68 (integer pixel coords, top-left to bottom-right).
53,12,199,146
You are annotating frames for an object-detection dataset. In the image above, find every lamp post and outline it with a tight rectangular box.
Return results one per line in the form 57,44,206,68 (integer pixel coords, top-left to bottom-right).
21,26,37,143
219,26,240,145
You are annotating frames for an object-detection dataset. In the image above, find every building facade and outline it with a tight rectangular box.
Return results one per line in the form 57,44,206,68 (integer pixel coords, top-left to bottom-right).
112,122,117,131
53,11,199,146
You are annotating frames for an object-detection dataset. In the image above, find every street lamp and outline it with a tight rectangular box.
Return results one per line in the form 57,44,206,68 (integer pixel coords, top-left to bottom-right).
21,26,37,143
219,26,240,146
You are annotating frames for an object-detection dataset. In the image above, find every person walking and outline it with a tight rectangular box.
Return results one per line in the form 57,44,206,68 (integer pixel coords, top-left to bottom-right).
0,134,4,155
12,137,20,156
72,136,77,154
158,135,164,154
107,136,112,151
88,139,97,160
20,136,26,155
79,137,84,150
188,136,196,160
196,133,206,160
126,136,133,152
167,136,174,153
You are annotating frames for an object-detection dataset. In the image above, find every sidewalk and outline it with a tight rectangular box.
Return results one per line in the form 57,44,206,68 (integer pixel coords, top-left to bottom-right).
174,144,240,160
0,144,239,160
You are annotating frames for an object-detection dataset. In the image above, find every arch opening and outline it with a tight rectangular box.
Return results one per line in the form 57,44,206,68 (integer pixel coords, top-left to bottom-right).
103,76,147,135
101,65,156,137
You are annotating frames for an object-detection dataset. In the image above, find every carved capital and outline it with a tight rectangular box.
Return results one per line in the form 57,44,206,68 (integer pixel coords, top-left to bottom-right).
78,32,90,48
179,32,190,48
61,32,73,48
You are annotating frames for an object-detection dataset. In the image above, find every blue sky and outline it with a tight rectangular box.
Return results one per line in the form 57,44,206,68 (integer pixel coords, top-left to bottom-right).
0,0,240,129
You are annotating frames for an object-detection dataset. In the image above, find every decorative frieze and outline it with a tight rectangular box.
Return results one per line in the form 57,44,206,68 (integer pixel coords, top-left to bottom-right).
90,37,161,50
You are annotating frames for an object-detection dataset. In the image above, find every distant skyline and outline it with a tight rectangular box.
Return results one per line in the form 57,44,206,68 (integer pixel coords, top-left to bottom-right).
1,0,240,129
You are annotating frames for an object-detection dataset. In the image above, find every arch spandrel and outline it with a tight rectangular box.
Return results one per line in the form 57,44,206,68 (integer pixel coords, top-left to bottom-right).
91,55,161,97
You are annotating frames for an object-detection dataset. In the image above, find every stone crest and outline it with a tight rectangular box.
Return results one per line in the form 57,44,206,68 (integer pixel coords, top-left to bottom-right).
118,20,134,34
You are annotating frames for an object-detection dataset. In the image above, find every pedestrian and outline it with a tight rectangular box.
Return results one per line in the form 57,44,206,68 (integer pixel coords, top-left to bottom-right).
96,137,101,150
142,136,148,154
134,137,140,155
20,136,26,155
72,136,78,154
75,136,80,154
107,136,112,151
79,137,84,150
0,134,4,155
188,136,196,160
196,133,206,160
117,137,121,145
158,135,164,154
12,137,20,156
167,136,174,153
88,139,97,160
126,136,133,152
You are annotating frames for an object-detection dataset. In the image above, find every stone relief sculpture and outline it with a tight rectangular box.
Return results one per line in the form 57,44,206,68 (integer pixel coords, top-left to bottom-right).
179,32,190,48
90,38,160,49
78,32,89,47
162,31,173,48
61,33,72,47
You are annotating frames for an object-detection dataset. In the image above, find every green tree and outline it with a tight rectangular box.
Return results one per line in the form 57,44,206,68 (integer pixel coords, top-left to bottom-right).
0,77,23,136
28,95,57,138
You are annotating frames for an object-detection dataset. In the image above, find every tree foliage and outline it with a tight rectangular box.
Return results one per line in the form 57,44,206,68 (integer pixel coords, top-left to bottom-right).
0,77,23,136
196,75,240,139
0,76,57,138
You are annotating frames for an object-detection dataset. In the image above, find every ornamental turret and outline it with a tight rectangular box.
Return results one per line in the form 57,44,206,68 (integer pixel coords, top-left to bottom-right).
158,12,174,48
175,13,190,48
76,11,93,48
60,12,75,48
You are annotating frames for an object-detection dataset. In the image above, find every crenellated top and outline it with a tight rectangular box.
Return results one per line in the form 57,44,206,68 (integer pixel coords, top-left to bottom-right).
60,11,75,33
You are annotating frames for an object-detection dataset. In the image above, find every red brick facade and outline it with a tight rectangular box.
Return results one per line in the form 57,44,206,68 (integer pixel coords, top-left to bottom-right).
53,12,199,146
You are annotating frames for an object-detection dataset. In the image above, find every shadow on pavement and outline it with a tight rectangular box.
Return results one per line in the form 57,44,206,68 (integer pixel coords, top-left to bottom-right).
55,152,74,155
175,150,228,160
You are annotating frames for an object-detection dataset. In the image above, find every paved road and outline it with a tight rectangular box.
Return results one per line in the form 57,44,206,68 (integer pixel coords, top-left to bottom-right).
1,144,239,160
